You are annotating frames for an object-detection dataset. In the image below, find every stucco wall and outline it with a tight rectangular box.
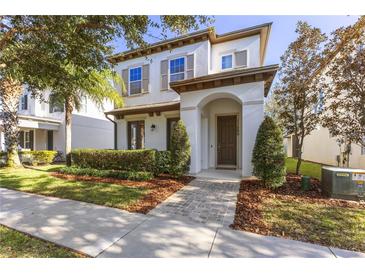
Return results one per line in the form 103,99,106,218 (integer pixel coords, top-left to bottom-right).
287,127,365,169
180,81,265,176
113,41,210,107
210,34,261,73
116,110,180,151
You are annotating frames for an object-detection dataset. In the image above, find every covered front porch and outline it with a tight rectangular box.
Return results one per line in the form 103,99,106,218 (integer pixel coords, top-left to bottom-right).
170,65,278,177
0,115,61,152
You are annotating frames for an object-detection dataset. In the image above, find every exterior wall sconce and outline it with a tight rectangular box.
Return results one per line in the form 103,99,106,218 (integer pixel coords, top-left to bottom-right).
151,124,156,131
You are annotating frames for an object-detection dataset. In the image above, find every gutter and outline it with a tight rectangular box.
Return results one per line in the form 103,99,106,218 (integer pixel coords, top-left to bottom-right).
105,114,117,150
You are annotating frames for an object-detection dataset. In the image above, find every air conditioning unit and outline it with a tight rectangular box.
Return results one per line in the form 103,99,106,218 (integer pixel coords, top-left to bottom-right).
321,166,365,201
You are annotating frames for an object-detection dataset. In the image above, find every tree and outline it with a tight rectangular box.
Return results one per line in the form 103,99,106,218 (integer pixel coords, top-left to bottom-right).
252,116,286,188
272,21,327,175
0,15,213,167
170,120,191,177
320,16,365,167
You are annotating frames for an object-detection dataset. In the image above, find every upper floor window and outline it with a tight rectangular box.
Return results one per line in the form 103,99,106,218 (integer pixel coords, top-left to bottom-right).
20,94,28,110
129,66,142,95
80,96,87,113
169,57,185,82
49,96,64,113
314,90,325,114
221,54,233,70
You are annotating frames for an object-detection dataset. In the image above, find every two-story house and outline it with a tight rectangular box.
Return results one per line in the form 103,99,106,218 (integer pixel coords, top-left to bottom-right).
105,23,278,176
0,90,114,157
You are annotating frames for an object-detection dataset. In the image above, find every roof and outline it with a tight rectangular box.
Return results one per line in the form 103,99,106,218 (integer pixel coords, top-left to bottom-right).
108,23,272,66
170,64,279,97
105,101,180,118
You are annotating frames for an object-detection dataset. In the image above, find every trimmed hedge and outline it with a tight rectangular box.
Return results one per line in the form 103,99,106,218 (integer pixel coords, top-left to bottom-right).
71,149,156,172
1,150,57,166
59,166,153,181
155,150,171,175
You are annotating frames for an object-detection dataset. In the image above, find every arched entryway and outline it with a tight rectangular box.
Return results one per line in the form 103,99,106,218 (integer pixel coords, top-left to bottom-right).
199,94,242,172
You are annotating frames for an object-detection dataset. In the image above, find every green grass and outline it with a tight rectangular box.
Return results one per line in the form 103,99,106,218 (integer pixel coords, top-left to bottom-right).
0,225,85,258
262,199,365,252
286,157,322,180
0,165,148,210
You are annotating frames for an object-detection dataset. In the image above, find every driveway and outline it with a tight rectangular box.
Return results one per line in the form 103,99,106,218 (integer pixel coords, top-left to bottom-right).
1,177,364,258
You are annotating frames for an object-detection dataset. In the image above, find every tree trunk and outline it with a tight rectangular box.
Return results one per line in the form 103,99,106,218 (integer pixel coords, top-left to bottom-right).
295,134,305,175
0,78,23,167
65,96,73,166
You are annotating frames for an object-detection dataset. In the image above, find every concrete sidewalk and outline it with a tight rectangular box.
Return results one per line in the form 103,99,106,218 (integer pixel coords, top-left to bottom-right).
1,187,364,258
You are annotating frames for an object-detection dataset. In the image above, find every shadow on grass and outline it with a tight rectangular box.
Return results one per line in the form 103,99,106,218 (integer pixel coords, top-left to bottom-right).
0,167,147,210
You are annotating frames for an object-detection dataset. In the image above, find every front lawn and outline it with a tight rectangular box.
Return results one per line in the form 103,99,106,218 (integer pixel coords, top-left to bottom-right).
0,165,192,213
0,165,147,210
0,225,85,258
286,157,322,180
232,178,365,253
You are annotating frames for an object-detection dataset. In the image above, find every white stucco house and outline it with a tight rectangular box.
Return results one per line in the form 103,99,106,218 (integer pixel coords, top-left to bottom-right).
105,23,278,176
0,90,114,157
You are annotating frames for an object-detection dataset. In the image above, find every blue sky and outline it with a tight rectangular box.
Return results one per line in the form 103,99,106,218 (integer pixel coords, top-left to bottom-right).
112,15,360,66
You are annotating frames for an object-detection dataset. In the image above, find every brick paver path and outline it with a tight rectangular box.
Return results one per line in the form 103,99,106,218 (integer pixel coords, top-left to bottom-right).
148,177,240,226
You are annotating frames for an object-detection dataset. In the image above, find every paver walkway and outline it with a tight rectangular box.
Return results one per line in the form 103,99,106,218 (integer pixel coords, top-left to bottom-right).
148,177,240,226
1,179,365,258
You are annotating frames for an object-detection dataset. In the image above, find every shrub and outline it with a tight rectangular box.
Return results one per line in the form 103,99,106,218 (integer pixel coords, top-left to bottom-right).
20,150,57,165
170,120,191,177
252,116,286,188
59,166,153,181
154,150,172,175
71,149,156,172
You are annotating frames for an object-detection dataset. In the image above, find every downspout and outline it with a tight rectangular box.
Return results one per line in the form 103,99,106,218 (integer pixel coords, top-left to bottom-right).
105,114,117,150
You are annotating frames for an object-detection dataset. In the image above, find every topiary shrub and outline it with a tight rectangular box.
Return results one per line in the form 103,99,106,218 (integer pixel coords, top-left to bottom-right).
169,120,191,177
71,149,156,172
252,116,286,188
154,150,171,175
20,150,57,165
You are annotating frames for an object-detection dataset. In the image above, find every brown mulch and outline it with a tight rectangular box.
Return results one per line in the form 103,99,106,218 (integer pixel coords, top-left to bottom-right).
230,174,365,235
51,172,194,214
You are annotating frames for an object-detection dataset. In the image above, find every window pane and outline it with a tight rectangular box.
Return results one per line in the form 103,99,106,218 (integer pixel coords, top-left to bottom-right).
222,55,232,69
170,57,185,74
170,73,184,82
130,81,142,94
130,67,142,82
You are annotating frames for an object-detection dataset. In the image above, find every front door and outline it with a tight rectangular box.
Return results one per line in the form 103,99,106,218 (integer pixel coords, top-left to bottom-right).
217,115,237,167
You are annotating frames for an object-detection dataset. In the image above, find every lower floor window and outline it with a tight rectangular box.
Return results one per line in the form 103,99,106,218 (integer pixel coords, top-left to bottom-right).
19,130,34,150
128,120,145,149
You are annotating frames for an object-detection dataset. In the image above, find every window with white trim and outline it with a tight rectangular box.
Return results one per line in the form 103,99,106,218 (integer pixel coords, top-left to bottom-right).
221,54,233,70
169,57,185,82
129,66,142,95
20,94,28,110
80,96,87,113
362,137,365,155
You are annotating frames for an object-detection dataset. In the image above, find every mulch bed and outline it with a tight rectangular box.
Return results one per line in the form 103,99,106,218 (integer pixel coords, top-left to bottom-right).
52,172,194,214
230,174,365,235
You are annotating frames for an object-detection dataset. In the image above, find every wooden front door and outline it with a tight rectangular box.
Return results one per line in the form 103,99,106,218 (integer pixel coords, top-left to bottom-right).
217,115,237,167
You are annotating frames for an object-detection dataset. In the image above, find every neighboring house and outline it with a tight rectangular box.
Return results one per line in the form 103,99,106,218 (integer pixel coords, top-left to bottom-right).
105,23,278,176
286,125,365,169
285,66,365,169
0,90,114,157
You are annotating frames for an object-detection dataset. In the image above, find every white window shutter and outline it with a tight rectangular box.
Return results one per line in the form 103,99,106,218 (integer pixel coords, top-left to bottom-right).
234,50,248,67
160,59,168,90
142,64,149,92
186,54,194,79
121,68,129,95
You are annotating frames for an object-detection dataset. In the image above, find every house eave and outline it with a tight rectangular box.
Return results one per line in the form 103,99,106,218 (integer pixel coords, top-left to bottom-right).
107,23,272,65
105,101,180,119
170,64,279,97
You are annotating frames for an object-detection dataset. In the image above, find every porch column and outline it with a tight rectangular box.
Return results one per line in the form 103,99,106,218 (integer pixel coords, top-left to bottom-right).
181,107,201,174
241,100,264,177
